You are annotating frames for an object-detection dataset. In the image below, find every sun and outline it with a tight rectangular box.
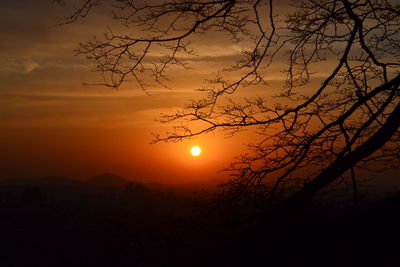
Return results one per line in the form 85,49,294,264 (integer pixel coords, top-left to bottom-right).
190,146,202,157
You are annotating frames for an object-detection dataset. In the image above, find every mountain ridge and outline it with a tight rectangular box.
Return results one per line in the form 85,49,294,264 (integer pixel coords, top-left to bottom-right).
0,173,131,188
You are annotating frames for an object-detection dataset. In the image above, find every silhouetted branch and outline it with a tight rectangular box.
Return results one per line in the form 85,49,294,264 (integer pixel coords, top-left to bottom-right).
66,0,400,212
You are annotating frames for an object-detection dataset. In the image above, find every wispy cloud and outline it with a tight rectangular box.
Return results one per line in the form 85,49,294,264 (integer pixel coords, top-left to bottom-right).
0,57,40,74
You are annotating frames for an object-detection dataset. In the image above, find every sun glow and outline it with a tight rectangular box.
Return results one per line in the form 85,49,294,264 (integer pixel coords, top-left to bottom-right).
190,146,202,157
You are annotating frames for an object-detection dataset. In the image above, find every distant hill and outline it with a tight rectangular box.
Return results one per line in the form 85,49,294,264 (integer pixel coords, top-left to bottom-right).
85,173,129,187
0,173,131,188
0,176,82,186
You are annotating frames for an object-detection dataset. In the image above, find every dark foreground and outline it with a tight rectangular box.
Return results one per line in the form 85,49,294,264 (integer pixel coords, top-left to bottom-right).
1,183,399,267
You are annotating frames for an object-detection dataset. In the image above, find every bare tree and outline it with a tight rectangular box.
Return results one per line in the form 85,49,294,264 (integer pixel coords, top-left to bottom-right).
62,0,400,212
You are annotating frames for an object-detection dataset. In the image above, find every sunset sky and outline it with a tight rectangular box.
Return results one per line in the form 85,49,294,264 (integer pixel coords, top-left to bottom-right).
1,0,399,191
0,0,266,183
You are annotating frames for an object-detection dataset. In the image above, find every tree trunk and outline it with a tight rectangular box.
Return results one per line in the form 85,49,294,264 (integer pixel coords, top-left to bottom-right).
280,91,400,212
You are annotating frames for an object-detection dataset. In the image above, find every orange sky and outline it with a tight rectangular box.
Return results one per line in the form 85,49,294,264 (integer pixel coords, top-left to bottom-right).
0,0,272,183
1,0,399,191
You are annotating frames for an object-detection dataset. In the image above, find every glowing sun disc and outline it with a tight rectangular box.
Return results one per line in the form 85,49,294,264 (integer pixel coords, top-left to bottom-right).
190,146,202,157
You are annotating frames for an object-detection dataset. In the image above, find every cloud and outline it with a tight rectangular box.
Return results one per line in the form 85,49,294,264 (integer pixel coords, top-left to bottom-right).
0,57,40,74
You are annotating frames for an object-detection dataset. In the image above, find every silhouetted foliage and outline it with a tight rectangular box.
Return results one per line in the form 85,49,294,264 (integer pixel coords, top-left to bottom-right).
62,0,400,212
